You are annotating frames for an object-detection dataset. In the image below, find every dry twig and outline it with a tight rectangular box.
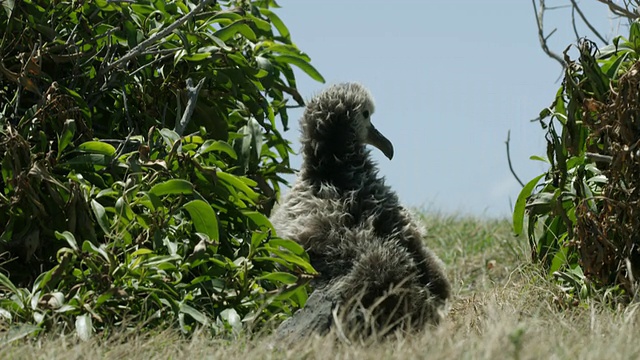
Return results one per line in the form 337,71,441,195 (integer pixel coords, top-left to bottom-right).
532,0,566,68
595,0,637,18
570,0,607,43
505,130,525,187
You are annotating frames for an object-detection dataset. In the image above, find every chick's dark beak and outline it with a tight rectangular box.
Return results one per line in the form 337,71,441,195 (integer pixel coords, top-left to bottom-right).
366,125,394,160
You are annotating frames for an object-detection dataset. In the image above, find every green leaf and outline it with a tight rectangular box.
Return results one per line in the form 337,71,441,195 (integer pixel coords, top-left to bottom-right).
32,270,53,293
243,211,274,232
214,20,256,42
183,53,211,62
63,154,111,168
198,140,237,159
631,21,640,50
553,87,566,119
159,128,180,148
180,303,208,325
274,55,325,83
248,117,262,159
219,308,241,331
526,192,554,217
141,254,181,267
216,172,258,200
259,42,309,60
250,231,269,250
55,231,79,252
513,173,545,236
0,272,19,296
259,8,290,39
115,197,135,222
529,155,549,163
95,0,117,11
174,49,187,67
267,248,316,274
60,87,91,119
1,324,40,346
247,14,272,32
75,314,93,341
183,200,219,241
288,286,309,306
258,272,298,284
601,51,630,80
548,234,569,276
54,304,76,314
131,248,153,257
2,0,15,18
256,56,275,74
139,192,162,211
538,107,551,120
77,141,116,156
91,200,111,235
57,119,76,155
149,179,194,196
268,238,306,257
210,11,243,23
30,291,41,311
82,240,111,265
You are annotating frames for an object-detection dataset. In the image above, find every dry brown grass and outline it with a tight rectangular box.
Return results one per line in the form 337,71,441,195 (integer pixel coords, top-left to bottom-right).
3,214,640,360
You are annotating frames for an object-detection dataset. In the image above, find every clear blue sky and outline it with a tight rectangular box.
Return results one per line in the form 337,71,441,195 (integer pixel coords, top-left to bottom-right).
275,1,617,218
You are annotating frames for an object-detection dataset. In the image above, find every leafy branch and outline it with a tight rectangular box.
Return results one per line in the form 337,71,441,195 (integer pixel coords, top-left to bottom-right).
99,0,217,75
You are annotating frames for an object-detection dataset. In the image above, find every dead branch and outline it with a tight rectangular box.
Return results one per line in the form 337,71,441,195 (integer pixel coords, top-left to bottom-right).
506,130,525,187
570,0,607,43
572,4,581,41
595,0,637,19
586,152,613,164
532,0,566,68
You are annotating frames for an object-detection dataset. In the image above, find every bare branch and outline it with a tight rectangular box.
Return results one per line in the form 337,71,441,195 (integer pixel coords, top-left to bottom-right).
546,5,572,10
129,52,175,77
100,0,216,75
571,5,581,41
595,0,637,19
532,0,566,68
544,27,558,41
570,0,607,43
506,130,525,188
586,152,613,164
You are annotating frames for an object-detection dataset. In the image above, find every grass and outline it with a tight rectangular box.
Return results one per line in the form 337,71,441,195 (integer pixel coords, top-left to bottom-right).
3,213,640,359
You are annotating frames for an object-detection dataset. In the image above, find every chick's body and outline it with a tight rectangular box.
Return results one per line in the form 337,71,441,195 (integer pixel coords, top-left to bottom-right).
271,83,450,338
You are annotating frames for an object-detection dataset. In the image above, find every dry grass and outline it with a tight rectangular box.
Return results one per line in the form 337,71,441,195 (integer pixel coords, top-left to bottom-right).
3,214,640,360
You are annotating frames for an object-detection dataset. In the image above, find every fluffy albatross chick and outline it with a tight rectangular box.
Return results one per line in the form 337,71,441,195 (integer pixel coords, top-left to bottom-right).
271,83,450,340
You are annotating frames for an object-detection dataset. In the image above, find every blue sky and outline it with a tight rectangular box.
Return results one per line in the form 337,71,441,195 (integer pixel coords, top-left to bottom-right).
275,1,617,218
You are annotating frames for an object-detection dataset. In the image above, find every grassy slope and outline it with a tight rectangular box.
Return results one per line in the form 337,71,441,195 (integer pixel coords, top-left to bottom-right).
3,214,640,359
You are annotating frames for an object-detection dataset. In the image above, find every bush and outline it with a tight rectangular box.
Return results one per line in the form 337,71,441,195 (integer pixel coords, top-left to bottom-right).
514,22,640,304
0,0,321,339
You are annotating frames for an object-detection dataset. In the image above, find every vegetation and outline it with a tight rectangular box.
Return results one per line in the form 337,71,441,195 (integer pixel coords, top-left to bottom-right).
5,216,640,359
0,0,323,339
5,0,640,353
516,3,640,303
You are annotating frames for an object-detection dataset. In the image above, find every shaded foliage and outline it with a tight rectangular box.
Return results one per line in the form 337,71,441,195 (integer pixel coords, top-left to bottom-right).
0,0,322,339
514,22,640,304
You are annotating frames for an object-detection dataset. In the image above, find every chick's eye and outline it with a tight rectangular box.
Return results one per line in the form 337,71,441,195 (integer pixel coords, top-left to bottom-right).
362,110,370,119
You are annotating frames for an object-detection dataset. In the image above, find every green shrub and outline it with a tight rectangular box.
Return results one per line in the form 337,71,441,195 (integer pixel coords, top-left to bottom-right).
0,0,321,339
514,23,640,304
